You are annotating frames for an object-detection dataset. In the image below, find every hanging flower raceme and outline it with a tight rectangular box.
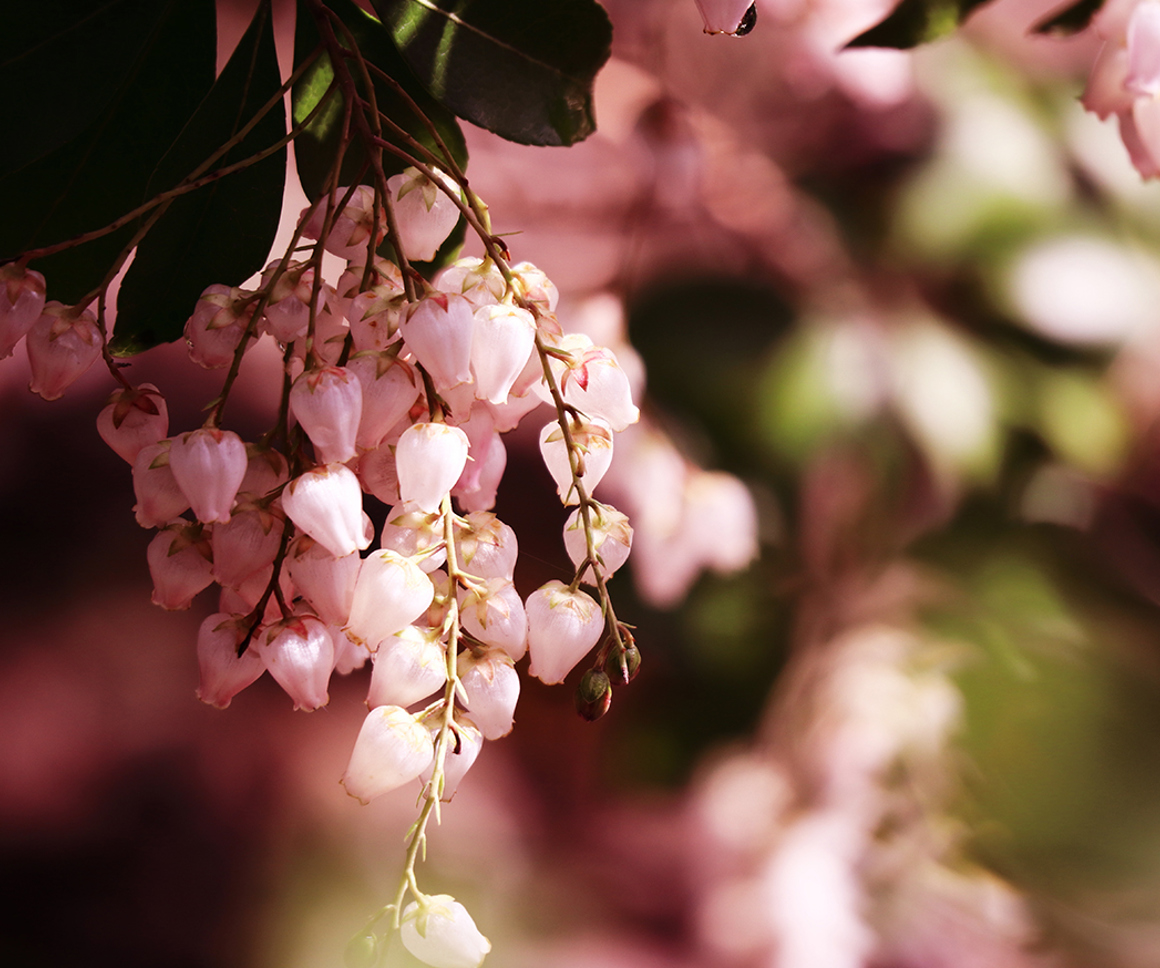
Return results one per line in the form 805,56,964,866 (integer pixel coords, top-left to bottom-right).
281,462,371,557
168,428,248,524
260,615,335,711
388,166,463,263
400,895,491,968
526,581,605,684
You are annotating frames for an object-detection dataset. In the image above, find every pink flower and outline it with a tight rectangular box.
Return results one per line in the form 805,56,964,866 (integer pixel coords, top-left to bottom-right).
290,365,363,464
301,185,385,261
211,503,285,588
367,625,448,708
286,534,360,627
147,522,214,610
539,417,614,505
563,503,633,584
457,647,520,739
388,166,462,262
96,384,168,465
470,303,536,405
195,613,264,708
132,440,190,528
419,717,483,801
26,302,102,400
346,550,436,649
401,293,475,391
168,428,248,524
400,895,491,968
184,285,254,369
260,615,335,711
347,352,420,450
0,264,46,359
459,579,528,661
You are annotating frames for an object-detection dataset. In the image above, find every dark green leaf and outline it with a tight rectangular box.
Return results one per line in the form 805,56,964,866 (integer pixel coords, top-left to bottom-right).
0,0,176,178
1032,0,1105,35
371,0,613,146
846,0,993,48
0,0,215,304
111,0,288,356
292,0,467,201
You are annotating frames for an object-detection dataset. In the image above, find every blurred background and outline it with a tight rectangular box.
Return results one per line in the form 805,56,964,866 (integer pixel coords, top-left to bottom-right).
9,0,1160,965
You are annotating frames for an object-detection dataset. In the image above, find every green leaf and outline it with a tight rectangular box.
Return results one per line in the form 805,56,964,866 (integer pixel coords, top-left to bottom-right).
371,0,613,146
111,0,288,356
0,0,216,304
845,0,993,48
0,0,176,178
1032,0,1105,35
292,0,467,201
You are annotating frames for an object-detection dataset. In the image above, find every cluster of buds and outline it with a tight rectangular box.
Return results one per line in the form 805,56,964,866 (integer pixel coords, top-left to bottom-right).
8,165,644,968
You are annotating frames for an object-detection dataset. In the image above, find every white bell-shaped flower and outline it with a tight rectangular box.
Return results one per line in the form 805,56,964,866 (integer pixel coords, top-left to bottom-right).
420,716,484,802
132,440,190,528
286,535,360,627
96,384,169,464
260,615,335,711
454,512,518,581
347,352,420,450
281,462,371,557
367,625,448,708
400,293,475,391
388,166,463,262
347,284,405,351
555,342,639,432
401,895,491,968
26,302,102,400
470,303,536,405
539,417,614,505
380,503,447,573
459,579,528,661
346,549,435,649
563,504,633,584
168,428,248,524
526,581,604,684
289,365,363,464
195,613,265,709
147,522,214,610
396,422,470,513
342,705,434,803
184,284,254,369
301,184,385,261
456,647,519,740
510,261,558,313
434,256,505,307
0,263,46,359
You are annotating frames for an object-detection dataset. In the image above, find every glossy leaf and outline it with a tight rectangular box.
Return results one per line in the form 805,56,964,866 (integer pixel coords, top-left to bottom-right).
111,1,287,356
371,0,613,147
0,0,215,305
292,0,468,201
846,0,993,48
1032,0,1105,35
0,0,174,179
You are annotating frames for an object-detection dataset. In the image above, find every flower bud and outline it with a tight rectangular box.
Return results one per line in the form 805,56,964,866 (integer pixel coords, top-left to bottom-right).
196,613,264,708
168,428,248,524
96,384,169,464
342,705,434,803
282,462,371,557
260,615,334,711
605,641,641,684
575,668,612,721
526,581,604,684
400,895,491,968
26,302,102,400
388,166,462,262
396,422,470,513
0,263,46,359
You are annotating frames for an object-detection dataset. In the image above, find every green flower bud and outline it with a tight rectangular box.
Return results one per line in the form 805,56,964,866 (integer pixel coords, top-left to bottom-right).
575,668,612,721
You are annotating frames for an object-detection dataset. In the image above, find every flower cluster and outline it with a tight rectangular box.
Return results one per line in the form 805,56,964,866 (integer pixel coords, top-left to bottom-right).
2,164,646,968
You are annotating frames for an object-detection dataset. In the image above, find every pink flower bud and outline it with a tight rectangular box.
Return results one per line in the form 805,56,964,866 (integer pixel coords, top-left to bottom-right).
290,366,363,464
470,303,536,404
184,285,255,369
281,463,370,557
347,353,420,450
388,166,462,262
460,579,528,661
694,0,756,34
539,417,614,505
396,422,470,513
211,503,285,588
301,185,385,261
346,550,436,648
510,261,558,312
260,615,334,711
132,440,190,528
563,504,633,583
401,293,475,391
96,384,169,464
0,264,46,359
453,512,519,581
26,302,102,400
368,625,448,708
419,716,484,801
456,647,519,739
239,445,289,499
400,895,491,968
526,581,604,684
147,522,214,610
434,257,505,307
169,428,248,524
342,705,434,803
195,613,264,708
286,534,360,627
